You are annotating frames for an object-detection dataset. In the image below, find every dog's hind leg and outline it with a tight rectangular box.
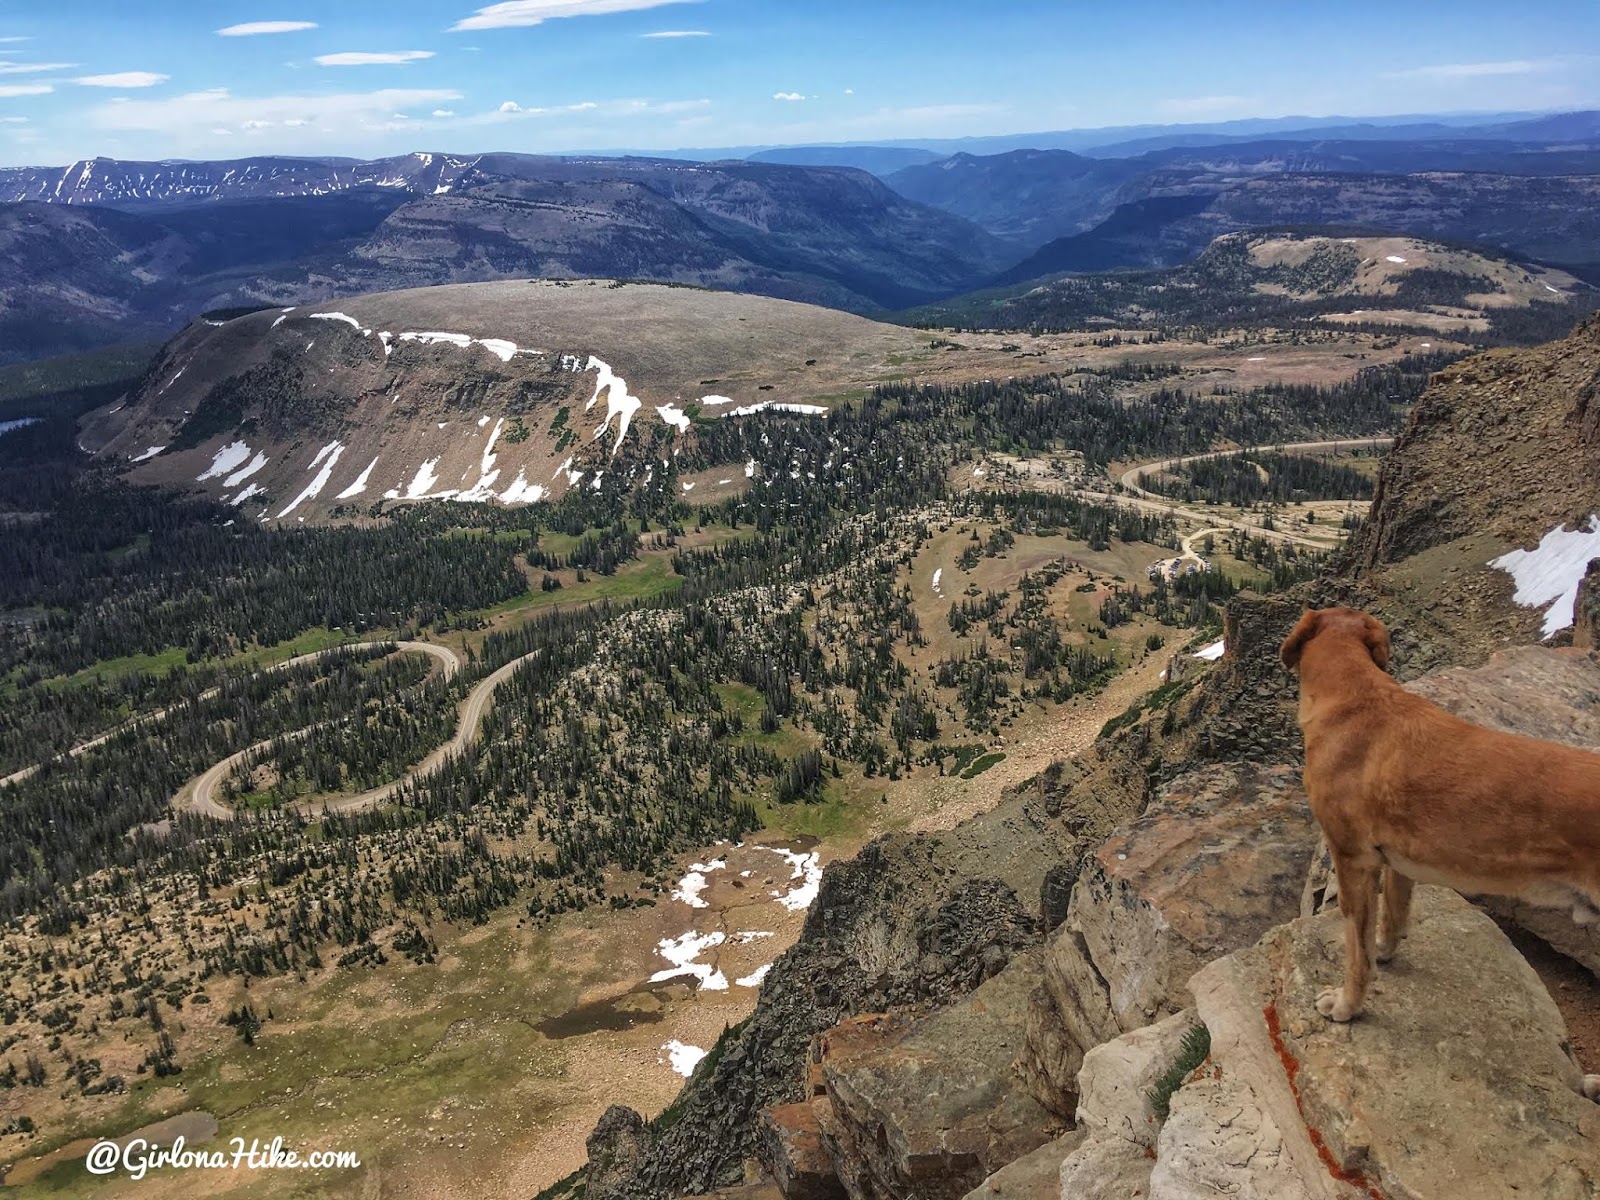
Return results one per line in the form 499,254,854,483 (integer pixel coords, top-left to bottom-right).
1318,850,1379,1022
1376,866,1414,964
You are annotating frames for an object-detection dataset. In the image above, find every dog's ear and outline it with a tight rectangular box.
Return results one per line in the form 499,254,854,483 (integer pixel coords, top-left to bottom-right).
1361,613,1391,670
1279,609,1320,672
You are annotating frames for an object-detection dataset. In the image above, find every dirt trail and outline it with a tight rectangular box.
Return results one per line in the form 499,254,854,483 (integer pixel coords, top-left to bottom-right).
1,640,461,792
182,644,537,819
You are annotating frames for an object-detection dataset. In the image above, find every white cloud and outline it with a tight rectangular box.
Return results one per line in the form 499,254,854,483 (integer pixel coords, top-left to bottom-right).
1384,60,1540,80
773,91,806,102
315,51,435,66
0,62,77,75
75,72,170,88
0,116,27,123
0,84,51,97
495,98,600,116
432,108,456,116
451,0,694,32
88,86,464,142
1158,94,1252,116
843,88,854,95
642,29,708,37
217,21,320,36
0,37,32,44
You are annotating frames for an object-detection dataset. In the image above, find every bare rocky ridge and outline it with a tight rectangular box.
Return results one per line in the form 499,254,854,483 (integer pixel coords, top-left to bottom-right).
578,314,1600,1198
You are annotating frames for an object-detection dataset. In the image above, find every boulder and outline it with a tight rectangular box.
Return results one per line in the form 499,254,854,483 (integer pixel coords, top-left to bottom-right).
759,1102,846,1200
1070,762,1319,1033
1170,887,1600,1200
820,950,1066,1199
959,1130,1086,1200
1021,762,1319,1116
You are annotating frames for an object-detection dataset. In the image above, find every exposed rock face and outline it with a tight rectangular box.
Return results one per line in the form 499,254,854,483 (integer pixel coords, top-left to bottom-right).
1021,761,1318,1114
1356,317,1600,573
1174,888,1600,1200
816,952,1065,1199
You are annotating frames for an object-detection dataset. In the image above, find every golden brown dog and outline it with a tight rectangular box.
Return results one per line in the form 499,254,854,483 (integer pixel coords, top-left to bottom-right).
1282,606,1600,1097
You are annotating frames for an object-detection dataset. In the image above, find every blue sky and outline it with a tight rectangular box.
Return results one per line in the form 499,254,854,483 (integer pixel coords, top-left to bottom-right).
0,0,1597,166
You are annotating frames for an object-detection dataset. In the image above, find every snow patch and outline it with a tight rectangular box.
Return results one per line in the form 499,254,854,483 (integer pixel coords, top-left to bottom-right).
657,404,690,434
335,457,379,500
131,446,165,463
735,964,772,988
763,847,823,911
585,356,643,456
223,452,268,488
745,459,757,478
1385,255,1408,264
309,311,362,330
481,417,504,473
405,458,441,499
931,568,942,592
700,395,736,406
649,930,728,990
499,470,548,505
277,441,344,518
1192,639,1226,661
671,857,727,908
661,1040,707,1078
229,483,264,507
1488,515,1600,637
196,440,252,481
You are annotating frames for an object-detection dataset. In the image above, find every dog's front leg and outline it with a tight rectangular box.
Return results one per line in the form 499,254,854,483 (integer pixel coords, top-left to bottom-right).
1319,851,1379,1022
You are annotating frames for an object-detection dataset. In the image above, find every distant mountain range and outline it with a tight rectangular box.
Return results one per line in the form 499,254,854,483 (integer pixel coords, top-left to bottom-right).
0,154,1005,364
6,109,1600,365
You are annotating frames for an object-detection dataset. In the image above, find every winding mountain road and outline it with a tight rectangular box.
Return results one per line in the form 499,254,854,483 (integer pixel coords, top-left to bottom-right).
1075,437,1394,553
1,640,460,792
184,645,542,819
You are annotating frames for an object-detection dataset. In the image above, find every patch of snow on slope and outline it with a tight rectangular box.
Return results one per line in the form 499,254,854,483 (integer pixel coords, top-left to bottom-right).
661,1041,706,1077
405,458,441,499
735,964,771,988
481,417,504,473
700,395,735,406
335,457,378,500
763,847,823,911
745,459,756,478
1547,284,1563,294
0,418,39,437
196,440,252,481
223,453,268,488
1488,515,1600,637
229,483,264,507
772,403,828,416
657,404,690,433
1385,255,1408,264
931,568,942,593
649,930,728,990
131,446,165,462
455,469,503,503
499,470,548,504
585,356,642,456
309,311,362,330
672,858,726,909
682,481,695,492
1193,639,1226,661
277,441,344,517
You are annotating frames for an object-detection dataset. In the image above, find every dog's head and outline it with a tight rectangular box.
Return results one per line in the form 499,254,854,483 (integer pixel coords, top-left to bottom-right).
1279,606,1391,674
